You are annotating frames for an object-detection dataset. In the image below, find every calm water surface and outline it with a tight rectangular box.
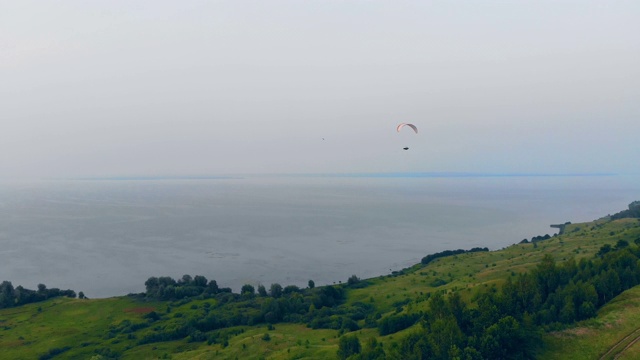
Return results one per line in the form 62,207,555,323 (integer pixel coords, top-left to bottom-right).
1,175,638,298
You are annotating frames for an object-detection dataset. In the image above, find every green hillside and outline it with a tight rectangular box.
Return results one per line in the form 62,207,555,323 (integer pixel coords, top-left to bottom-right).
1,205,639,359
540,285,640,360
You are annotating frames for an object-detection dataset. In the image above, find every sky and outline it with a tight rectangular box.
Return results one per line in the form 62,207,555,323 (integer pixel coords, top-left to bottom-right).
1,1,639,179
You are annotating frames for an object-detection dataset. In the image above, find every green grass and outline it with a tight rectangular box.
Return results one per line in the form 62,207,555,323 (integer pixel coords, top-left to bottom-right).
170,324,342,360
540,286,640,359
1,216,639,359
0,296,166,359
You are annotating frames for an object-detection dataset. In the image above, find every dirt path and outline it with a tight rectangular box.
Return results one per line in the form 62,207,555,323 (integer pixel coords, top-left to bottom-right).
613,332,640,359
600,328,640,360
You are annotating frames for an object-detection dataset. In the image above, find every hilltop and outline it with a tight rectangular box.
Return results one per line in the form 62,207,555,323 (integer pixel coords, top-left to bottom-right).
1,202,639,359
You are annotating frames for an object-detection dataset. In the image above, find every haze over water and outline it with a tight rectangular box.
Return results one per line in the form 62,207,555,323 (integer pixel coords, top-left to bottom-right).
1,174,638,298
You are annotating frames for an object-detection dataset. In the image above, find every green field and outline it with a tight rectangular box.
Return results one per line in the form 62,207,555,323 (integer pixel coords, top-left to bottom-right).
1,214,640,359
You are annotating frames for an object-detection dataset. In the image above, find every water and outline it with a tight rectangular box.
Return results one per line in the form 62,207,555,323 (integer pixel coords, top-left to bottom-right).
1,175,638,298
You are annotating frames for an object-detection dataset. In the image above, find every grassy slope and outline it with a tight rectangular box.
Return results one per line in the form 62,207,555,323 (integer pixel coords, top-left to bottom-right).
1,217,639,359
540,286,640,360
0,297,166,359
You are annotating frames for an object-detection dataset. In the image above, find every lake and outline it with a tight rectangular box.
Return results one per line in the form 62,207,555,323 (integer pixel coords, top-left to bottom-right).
1,174,638,298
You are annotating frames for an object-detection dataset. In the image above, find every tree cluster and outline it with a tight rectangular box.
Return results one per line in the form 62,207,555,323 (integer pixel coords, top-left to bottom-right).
498,247,640,327
365,290,539,360
610,200,640,220
137,275,358,345
143,275,227,300
420,247,489,266
0,281,76,309
340,244,640,360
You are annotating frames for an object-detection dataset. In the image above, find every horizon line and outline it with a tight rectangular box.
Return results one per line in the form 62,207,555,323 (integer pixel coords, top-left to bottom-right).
53,171,619,181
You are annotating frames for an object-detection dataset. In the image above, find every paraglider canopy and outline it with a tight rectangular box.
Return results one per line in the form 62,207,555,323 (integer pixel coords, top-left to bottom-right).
396,123,418,134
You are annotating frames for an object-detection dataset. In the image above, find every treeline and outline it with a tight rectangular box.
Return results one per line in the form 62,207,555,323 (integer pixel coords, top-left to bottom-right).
143,275,228,300
133,274,371,345
370,292,539,360
611,200,640,220
341,243,640,360
499,242,640,326
335,287,541,360
520,234,552,244
421,247,489,265
0,281,77,309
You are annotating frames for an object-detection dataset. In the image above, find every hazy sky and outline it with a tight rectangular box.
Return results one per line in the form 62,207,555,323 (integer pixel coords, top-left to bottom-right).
1,1,639,178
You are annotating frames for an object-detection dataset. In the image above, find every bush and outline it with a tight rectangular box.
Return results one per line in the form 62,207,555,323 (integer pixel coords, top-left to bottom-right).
39,347,71,360
337,334,361,360
378,313,419,335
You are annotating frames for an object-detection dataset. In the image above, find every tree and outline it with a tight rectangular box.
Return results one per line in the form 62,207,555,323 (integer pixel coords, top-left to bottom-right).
378,314,419,335
261,298,281,323
269,283,283,298
392,330,432,359
559,296,576,323
616,239,629,249
579,301,596,319
14,286,36,305
347,275,360,286
145,277,159,296
596,269,621,305
258,284,267,297
598,244,612,257
428,316,464,359
533,254,559,299
480,316,530,359
0,281,15,308
193,275,208,287
426,291,449,321
447,291,468,330
158,277,177,287
207,280,219,294
241,284,255,296
179,274,193,285
308,280,315,289
337,334,361,360
359,337,386,360
283,285,300,294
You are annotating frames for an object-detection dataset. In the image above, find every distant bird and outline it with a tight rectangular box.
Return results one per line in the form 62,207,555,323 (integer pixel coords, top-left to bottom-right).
403,147,409,150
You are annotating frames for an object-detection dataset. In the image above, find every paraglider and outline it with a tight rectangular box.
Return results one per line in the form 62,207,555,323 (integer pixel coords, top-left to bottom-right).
396,123,418,134
397,123,417,150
